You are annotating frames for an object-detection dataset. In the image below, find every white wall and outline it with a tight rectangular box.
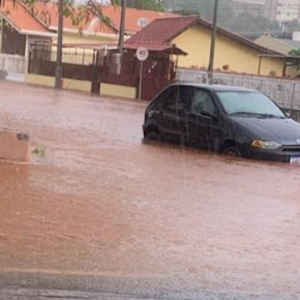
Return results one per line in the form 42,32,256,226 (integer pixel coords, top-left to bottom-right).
0,54,26,74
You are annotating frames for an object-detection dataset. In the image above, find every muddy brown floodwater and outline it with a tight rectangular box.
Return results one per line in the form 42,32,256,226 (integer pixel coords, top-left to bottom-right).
0,81,300,299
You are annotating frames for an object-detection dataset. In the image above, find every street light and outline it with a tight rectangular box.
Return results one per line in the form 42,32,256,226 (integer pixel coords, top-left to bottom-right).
55,0,64,89
208,0,219,84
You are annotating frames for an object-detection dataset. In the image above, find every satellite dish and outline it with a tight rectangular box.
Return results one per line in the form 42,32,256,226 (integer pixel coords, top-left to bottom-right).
137,17,149,28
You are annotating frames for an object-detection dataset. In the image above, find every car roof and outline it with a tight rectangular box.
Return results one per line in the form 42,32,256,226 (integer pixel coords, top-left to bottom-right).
171,82,258,93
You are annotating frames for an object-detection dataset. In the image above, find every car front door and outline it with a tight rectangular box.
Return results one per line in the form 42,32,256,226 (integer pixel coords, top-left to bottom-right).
188,88,221,150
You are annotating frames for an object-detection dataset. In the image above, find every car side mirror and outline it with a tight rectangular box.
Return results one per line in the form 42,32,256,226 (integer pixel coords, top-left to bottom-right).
285,111,291,118
201,109,216,119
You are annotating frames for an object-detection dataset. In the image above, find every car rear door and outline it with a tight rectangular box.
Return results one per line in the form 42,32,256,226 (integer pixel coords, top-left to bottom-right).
159,85,190,144
188,88,221,150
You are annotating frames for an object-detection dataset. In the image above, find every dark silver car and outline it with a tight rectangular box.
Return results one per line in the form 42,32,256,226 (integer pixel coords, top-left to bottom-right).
143,83,300,163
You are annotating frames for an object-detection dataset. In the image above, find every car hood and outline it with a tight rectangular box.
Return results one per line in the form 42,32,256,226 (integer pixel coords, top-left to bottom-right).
231,116,300,145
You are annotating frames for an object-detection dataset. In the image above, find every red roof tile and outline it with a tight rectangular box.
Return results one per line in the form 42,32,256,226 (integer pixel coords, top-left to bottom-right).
126,16,198,44
1,1,179,36
34,2,178,34
34,2,116,34
0,0,48,33
101,5,179,33
126,16,282,55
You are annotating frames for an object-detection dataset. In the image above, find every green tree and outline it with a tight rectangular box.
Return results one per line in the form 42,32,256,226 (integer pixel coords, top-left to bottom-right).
229,12,279,33
288,49,300,74
127,0,166,11
17,0,120,31
15,0,167,30
167,0,281,34
173,9,201,16
289,49,300,56
165,0,234,28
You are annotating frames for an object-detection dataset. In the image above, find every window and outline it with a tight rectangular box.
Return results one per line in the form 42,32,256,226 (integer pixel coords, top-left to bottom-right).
179,86,195,109
163,86,193,113
216,91,285,117
163,86,180,112
190,89,216,116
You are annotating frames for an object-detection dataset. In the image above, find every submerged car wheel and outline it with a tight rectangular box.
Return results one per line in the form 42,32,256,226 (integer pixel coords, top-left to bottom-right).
146,132,162,141
144,127,162,143
223,145,241,157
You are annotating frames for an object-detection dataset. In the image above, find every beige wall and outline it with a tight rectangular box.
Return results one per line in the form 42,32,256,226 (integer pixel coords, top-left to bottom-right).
50,33,118,64
62,32,118,44
100,83,136,99
26,75,137,99
173,25,292,77
26,74,91,92
52,32,118,54
26,74,55,87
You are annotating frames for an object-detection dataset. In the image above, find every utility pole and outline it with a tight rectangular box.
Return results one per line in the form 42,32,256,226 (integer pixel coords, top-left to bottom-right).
118,0,127,54
208,0,219,84
55,0,64,89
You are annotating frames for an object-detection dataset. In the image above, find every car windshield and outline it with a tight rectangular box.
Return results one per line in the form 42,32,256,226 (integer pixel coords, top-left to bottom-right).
217,91,286,118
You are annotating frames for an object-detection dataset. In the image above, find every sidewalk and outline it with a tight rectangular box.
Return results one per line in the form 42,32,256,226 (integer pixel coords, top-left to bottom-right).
6,73,26,83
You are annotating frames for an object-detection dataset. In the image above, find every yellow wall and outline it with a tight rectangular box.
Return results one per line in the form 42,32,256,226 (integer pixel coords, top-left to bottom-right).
26,75,137,99
100,83,136,99
26,74,91,92
61,32,118,44
63,78,91,92
51,32,118,59
173,25,293,77
26,74,55,87
52,32,117,52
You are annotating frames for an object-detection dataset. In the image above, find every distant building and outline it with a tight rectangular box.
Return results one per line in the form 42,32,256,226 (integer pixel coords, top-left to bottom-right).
264,0,278,21
232,0,265,17
264,0,300,22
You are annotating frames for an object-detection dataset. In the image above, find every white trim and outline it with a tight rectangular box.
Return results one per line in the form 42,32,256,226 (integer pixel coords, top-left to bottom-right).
25,35,30,60
49,26,122,39
19,30,56,38
24,35,29,74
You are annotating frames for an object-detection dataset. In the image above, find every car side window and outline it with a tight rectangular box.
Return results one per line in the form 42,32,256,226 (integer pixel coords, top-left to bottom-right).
163,86,180,112
179,86,194,111
151,87,175,111
190,89,216,117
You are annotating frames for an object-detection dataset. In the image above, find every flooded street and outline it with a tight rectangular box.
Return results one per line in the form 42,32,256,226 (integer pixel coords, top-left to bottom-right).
0,81,300,299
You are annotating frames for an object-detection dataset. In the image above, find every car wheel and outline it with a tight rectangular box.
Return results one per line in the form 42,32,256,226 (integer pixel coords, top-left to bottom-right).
223,145,241,157
144,129,162,143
